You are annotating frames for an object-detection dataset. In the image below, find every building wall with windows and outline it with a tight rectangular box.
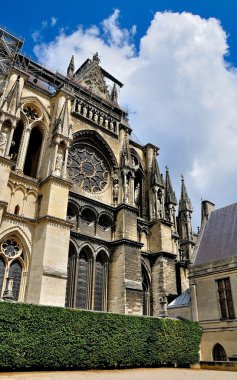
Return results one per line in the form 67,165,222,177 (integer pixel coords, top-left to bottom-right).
0,27,195,316
190,203,237,361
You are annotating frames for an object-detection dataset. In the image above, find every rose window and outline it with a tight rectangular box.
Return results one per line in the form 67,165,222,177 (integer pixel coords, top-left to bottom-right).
68,145,109,193
23,105,39,121
1,239,21,258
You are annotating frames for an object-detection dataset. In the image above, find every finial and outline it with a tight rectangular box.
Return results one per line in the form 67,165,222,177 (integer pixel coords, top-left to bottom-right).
93,52,100,63
165,165,169,172
67,55,75,78
181,174,184,181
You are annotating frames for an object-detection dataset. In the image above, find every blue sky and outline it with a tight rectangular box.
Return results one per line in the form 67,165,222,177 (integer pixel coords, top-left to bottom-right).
2,0,237,65
1,1,237,227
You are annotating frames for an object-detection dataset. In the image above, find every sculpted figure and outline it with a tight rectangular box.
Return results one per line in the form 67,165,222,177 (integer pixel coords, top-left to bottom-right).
99,115,104,126
0,128,8,156
104,119,108,128
94,112,98,123
113,181,119,204
82,106,87,117
55,152,64,175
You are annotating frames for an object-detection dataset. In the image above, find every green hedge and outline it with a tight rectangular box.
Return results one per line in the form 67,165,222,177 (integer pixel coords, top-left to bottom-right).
0,302,201,371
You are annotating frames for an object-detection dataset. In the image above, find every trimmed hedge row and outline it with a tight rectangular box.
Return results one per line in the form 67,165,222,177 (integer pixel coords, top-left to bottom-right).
0,302,201,370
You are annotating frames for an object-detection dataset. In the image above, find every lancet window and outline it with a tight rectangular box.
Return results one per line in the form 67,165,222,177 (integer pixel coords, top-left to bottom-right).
0,237,26,301
65,244,108,311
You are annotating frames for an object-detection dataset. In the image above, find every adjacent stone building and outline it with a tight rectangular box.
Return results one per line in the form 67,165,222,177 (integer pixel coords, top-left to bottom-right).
0,27,195,316
190,202,237,361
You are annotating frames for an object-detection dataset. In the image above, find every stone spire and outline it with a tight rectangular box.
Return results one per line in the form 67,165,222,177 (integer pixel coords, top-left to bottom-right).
165,166,177,205
2,75,20,115
151,151,163,187
179,175,192,213
111,83,118,104
67,55,75,78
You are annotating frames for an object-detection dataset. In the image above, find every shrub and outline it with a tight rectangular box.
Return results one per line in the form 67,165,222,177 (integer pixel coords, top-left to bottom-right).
0,302,201,371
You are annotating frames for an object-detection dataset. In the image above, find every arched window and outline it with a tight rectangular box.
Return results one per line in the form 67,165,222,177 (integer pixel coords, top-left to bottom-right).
75,247,92,310
24,127,42,178
65,243,77,308
65,244,108,311
0,237,26,301
213,343,227,361
142,265,151,316
8,260,22,300
94,251,108,311
81,208,96,226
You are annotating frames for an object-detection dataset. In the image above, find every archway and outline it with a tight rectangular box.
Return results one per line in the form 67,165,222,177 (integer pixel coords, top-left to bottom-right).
24,127,42,177
142,264,151,316
213,343,227,361
94,251,108,311
9,120,24,163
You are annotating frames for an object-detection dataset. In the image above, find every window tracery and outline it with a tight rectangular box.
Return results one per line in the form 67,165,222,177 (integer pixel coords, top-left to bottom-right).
68,145,110,193
0,237,25,301
23,105,40,121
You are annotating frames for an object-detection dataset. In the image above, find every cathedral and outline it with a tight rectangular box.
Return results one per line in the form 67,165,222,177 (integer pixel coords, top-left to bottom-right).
0,27,195,316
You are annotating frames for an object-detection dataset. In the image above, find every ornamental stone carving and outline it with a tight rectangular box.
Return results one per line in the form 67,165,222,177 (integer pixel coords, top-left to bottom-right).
68,145,110,193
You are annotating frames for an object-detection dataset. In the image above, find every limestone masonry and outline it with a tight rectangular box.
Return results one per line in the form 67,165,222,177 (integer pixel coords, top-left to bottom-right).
0,27,195,316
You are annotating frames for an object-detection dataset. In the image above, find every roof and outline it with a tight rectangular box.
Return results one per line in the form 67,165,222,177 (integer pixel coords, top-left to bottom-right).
194,202,237,265
168,289,190,307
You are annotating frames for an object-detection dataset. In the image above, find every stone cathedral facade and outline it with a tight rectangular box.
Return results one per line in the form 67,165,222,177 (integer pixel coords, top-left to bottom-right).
0,27,195,316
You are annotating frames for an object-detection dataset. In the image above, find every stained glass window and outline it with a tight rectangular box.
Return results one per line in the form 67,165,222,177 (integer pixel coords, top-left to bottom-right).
9,260,22,301
68,145,109,193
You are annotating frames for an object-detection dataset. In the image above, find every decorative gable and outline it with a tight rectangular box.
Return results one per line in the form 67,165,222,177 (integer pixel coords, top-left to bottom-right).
73,53,110,101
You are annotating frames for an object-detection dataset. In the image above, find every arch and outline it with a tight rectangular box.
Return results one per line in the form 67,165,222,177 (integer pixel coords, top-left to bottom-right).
73,129,118,168
213,343,227,361
65,241,77,308
75,245,93,309
24,126,43,178
80,207,97,226
67,202,79,225
142,263,151,316
21,96,50,124
0,226,31,268
98,213,113,231
94,250,108,311
130,148,145,173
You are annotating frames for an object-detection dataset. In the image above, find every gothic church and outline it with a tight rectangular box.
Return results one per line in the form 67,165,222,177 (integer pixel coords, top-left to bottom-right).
0,27,195,316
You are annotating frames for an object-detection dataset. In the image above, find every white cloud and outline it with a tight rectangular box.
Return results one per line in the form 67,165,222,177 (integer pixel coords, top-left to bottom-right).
51,17,57,27
33,10,237,228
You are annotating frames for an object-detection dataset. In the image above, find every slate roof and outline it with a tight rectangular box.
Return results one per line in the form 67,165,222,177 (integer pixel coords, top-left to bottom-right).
194,202,237,265
168,289,190,307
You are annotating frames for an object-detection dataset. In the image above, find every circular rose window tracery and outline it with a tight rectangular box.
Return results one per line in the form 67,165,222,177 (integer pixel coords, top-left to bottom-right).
1,239,22,258
68,145,110,193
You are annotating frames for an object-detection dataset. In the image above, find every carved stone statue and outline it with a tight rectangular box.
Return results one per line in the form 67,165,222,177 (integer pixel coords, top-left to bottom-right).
88,109,93,119
109,121,114,131
113,180,119,204
0,127,8,156
134,182,141,207
94,112,98,123
55,152,64,175
104,119,108,128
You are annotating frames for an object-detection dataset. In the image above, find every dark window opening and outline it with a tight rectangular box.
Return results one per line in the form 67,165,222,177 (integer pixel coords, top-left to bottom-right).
24,127,42,178
76,250,90,309
9,120,24,163
81,208,96,226
142,265,151,316
14,205,20,215
65,244,77,308
213,343,227,361
217,278,235,319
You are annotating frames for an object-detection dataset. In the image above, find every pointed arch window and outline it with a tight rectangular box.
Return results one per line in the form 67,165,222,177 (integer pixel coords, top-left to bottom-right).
0,237,26,301
213,343,227,361
142,264,151,316
24,127,43,178
94,251,108,311
8,260,22,300
9,120,24,163
65,244,108,311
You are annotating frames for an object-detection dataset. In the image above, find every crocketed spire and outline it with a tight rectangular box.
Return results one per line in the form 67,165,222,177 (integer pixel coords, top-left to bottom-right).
67,55,75,78
165,166,177,205
150,151,163,187
179,175,193,213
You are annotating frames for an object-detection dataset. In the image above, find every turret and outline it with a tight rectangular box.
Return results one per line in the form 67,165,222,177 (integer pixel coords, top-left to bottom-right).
67,55,75,79
164,166,177,225
149,150,165,220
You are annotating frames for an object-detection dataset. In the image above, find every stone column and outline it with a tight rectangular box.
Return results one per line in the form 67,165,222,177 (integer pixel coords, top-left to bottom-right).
15,125,32,173
190,277,199,321
62,145,69,179
5,124,15,157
